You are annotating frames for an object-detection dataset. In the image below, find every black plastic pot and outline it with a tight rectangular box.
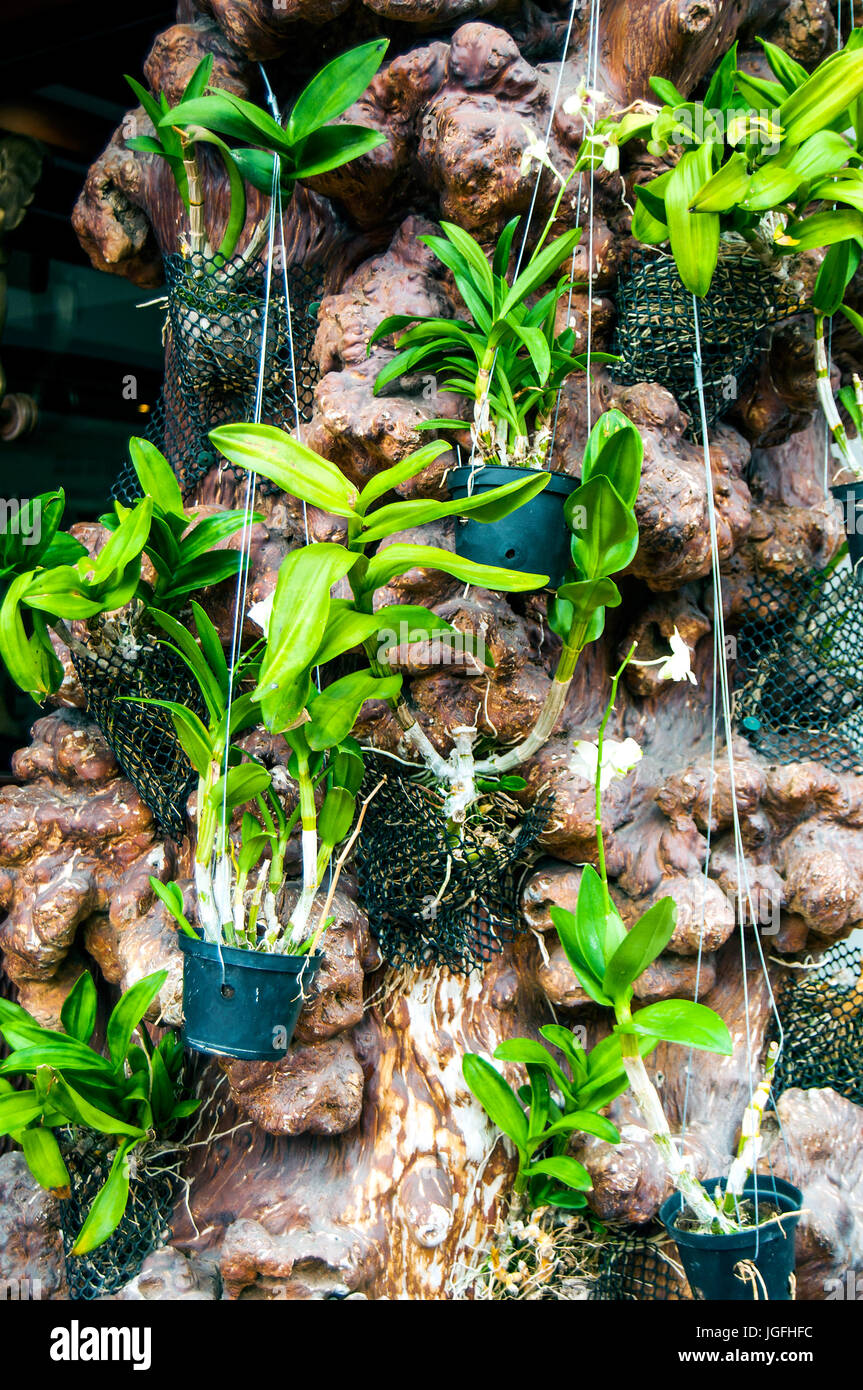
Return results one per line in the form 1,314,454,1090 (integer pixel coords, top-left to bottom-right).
660,1176,803,1301
449,465,578,588
179,935,322,1061
831,482,863,570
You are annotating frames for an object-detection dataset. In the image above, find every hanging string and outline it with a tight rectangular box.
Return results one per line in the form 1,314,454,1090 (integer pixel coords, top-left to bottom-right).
465,0,585,494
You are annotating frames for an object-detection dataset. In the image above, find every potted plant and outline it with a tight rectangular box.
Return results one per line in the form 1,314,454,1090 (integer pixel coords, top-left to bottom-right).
466,642,803,1300
0,441,257,835
147,430,550,1053
0,970,198,1297
367,161,617,584
122,42,389,494
588,34,863,436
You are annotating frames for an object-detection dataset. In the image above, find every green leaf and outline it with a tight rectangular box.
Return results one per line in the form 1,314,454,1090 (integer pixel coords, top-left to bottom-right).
462,1054,528,1155
85,498,152,589
149,877,197,938
814,240,863,314
306,669,402,750
162,88,294,152
211,763,271,813
602,897,676,1001
543,1111,620,1144
147,609,224,719
356,442,451,513
785,130,856,180
543,1188,588,1210
60,973,97,1046
288,39,388,144
313,605,381,666
358,469,550,543
839,302,863,340
538,1024,587,1081
567,475,639,579
581,410,643,508
129,438,185,519
704,42,740,110
498,229,581,320
757,37,808,94
47,1075,147,1138
493,1038,572,1094
780,209,863,252
524,1155,592,1190
209,425,360,517
359,543,548,596
291,125,386,180
740,164,802,212
20,1127,70,1193
689,151,751,213
627,999,733,1054
105,970,168,1072
649,76,685,106
780,51,863,147
72,1140,136,1254
666,143,720,297
318,786,356,844
0,1089,43,1136
549,895,612,1007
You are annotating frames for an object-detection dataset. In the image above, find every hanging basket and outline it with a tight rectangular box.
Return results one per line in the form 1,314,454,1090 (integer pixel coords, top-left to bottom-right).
449,465,578,588
112,249,322,504
660,1176,803,1301
179,935,322,1061
732,565,863,775
590,1229,689,1300
71,619,205,838
355,762,550,974
59,1132,178,1301
767,938,863,1106
612,251,803,433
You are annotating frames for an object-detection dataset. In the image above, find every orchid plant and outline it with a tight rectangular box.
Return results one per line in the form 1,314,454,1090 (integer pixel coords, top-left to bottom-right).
584,34,863,482
466,638,778,1233
126,42,388,266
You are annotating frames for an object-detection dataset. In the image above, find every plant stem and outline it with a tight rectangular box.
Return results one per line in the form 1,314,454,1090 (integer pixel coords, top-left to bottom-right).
180,135,208,258
474,640,581,775
814,311,863,482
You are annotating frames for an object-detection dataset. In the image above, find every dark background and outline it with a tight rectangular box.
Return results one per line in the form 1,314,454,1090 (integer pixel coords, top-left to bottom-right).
0,0,173,772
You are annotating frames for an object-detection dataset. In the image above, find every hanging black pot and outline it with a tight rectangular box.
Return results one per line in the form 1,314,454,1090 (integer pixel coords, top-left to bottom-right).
830,481,863,570
449,465,578,588
179,934,322,1061
660,1176,803,1301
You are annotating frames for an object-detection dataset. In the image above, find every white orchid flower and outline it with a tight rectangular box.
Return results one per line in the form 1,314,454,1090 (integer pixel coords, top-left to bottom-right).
570,736,643,790
519,126,562,182
247,591,274,637
562,82,608,122
632,626,698,685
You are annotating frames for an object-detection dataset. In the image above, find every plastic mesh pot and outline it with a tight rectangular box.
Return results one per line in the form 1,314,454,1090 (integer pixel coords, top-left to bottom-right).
590,1230,689,1300
355,761,550,973
71,623,205,838
613,252,803,432
767,938,863,1105
59,1134,177,1301
112,250,322,504
732,565,863,774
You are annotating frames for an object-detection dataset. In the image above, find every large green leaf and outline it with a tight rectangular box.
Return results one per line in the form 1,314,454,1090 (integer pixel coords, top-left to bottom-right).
313,605,381,666
305,669,402,750
499,229,581,320
689,151,750,214
105,970,168,1072
549,896,611,1007
0,1089,43,1136
601,898,676,1002
462,1054,528,1155
359,543,548,595
210,763,271,813
627,999,733,1054
567,475,639,579
318,786,357,844
161,89,294,153
47,1075,147,1137
524,1155,592,1190
129,437,185,520
358,470,550,544
780,52,863,147
291,125,386,180
21,1127,70,1193
581,411,643,508
288,39,388,144
72,1140,136,1254
813,239,863,314
493,1038,571,1095
356,442,452,513
543,1111,620,1144
781,208,863,252
60,973,97,1046
665,143,720,296
209,425,360,518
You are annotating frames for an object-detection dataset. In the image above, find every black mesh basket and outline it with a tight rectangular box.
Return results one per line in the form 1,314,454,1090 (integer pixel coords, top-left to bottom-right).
612,251,803,432
113,250,322,505
732,565,863,774
768,938,863,1106
355,762,550,973
71,623,205,838
591,1230,688,1300
59,1137,177,1301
